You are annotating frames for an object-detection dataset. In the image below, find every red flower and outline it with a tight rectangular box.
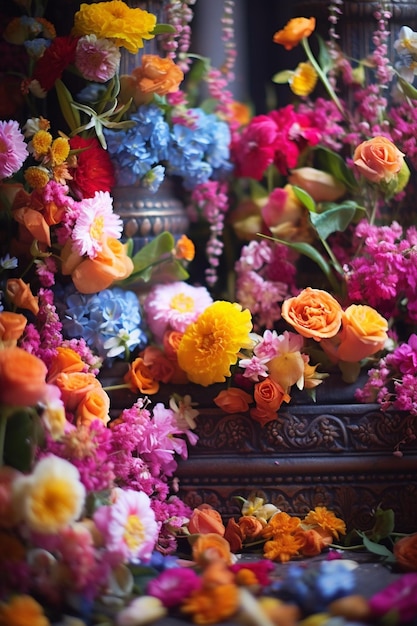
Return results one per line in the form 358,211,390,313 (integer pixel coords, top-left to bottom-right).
32,36,78,91
68,136,115,199
231,114,279,180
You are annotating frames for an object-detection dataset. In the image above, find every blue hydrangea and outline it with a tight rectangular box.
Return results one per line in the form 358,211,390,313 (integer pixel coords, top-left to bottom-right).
270,560,357,615
103,104,232,191
61,287,148,362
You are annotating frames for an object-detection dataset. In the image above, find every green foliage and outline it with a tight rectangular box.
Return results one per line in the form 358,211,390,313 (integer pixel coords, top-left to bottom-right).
3,409,44,472
314,146,358,190
119,231,189,287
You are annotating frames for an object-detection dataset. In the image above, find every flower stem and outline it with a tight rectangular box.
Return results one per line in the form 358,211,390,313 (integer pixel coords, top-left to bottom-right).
302,37,345,116
102,384,130,392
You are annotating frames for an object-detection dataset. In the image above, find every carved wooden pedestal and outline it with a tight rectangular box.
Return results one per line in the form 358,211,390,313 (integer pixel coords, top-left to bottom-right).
104,370,417,534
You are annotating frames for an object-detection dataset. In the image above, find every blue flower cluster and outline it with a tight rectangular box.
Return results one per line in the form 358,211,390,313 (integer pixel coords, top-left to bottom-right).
60,287,148,362
104,104,232,191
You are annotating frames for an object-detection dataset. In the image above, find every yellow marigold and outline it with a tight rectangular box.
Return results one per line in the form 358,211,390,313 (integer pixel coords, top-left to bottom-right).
12,455,86,534
24,166,50,189
0,594,50,626
181,583,239,624
177,301,253,386
50,136,70,166
72,0,157,54
290,62,318,97
262,511,302,539
32,129,52,158
273,17,316,50
303,506,346,540
263,532,306,563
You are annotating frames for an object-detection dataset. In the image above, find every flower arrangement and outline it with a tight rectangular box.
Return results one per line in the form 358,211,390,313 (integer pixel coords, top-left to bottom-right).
2,0,417,624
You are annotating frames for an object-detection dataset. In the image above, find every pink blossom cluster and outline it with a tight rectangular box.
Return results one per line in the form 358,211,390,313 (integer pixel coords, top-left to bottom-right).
356,333,417,418
345,220,417,322
234,239,297,331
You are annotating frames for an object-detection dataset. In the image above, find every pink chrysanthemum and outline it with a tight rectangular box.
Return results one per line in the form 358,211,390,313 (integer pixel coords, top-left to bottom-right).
75,35,121,82
143,281,213,342
93,488,159,564
71,190,122,258
0,120,28,179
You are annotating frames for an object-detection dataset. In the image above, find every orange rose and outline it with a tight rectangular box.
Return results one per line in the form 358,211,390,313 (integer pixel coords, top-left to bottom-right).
5,278,39,315
124,357,159,394
281,287,343,340
353,136,405,183
130,54,184,104
71,237,133,294
273,17,316,50
162,330,184,359
54,371,101,412
188,504,226,536
75,386,110,427
0,346,48,406
0,311,27,346
238,515,265,540
249,405,278,427
213,388,253,413
47,346,86,383
224,517,244,552
12,206,51,246
191,532,233,567
321,304,388,363
299,528,332,557
254,377,290,412
393,533,417,572
141,346,175,383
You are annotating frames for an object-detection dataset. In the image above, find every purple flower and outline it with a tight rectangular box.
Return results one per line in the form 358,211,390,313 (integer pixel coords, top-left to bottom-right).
146,567,202,607
369,572,417,622
0,120,28,179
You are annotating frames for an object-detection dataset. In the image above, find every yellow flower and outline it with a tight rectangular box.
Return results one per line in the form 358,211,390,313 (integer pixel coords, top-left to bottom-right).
177,301,253,386
0,594,50,626
289,62,318,96
50,136,70,166
24,166,50,189
12,455,86,534
31,129,52,158
72,0,157,54
303,506,347,540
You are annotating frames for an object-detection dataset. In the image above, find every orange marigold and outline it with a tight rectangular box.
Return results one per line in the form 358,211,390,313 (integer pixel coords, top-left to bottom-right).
303,506,347,540
0,594,50,626
263,532,306,563
181,583,239,624
262,511,302,539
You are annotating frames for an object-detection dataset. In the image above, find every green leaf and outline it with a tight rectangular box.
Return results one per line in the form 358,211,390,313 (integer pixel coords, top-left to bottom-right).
357,531,395,561
271,70,293,84
292,185,317,213
4,409,43,472
396,74,417,99
152,23,176,35
249,179,269,202
314,146,359,190
369,507,395,541
316,34,333,75
131,232,175,272
55,78,80,132
309,201,364,240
